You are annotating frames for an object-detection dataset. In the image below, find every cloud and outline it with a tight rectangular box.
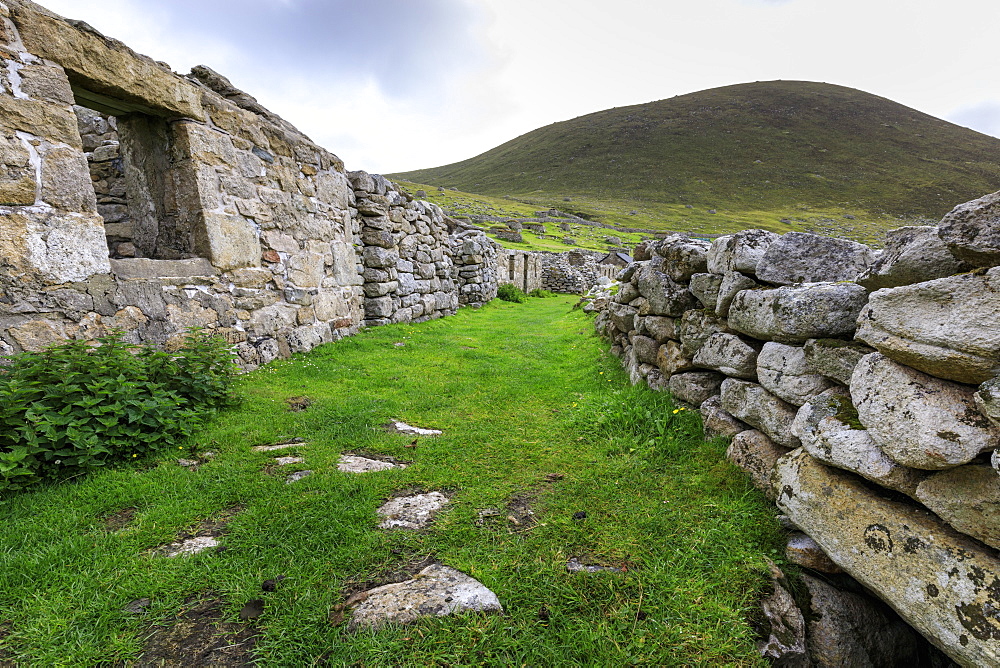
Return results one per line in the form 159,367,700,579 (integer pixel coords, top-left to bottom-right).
947,101,1000,139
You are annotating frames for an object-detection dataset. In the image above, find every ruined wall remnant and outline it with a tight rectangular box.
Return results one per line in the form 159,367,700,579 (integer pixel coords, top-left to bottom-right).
541,250,618,294
592,197,1000,666
0,0,513,369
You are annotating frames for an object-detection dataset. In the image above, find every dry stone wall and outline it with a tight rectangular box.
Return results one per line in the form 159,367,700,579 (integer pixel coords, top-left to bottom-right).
593,192,1000,666
0,0,508,369
541,250,618,293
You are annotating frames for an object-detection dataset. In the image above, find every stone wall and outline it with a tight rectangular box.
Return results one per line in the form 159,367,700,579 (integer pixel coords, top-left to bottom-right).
541,250,618,293
0,0,502,369
593,192,1000,666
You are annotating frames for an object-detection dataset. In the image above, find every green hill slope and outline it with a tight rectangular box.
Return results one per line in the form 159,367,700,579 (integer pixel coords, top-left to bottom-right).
391,81,1000,240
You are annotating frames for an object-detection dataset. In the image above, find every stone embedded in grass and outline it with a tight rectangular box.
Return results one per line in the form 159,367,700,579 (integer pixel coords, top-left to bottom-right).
177,459,200,468
153,536,220,558
274,456,305,466
338,455,406,473
385,420,442,436
377,492,450,529
346,563,502,631
566,558,625,574
286,470,313,483
252,438,306,452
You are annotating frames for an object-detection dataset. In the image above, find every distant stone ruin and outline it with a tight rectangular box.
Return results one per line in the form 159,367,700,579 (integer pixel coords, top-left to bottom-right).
594,200,1000,666
0,0,560,368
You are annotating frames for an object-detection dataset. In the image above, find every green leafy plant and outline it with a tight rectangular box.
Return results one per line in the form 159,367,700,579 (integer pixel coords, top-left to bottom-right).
0,330,237,492
496,283,528,303
529,288,557,298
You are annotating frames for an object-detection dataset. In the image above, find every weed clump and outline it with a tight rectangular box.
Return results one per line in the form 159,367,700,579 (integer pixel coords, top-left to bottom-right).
0,330,237,491
529,289,557,298
497,283,528,303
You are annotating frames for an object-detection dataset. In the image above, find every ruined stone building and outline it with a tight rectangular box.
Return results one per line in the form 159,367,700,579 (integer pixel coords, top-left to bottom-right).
0,0,548,369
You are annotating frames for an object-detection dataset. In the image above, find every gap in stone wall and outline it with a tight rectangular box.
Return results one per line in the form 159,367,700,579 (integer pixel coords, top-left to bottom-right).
74,105,196,261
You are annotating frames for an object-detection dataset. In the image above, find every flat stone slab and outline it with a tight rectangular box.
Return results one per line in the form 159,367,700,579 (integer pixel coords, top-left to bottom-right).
153,536,220,558
386,420,442,436
252,439,306,452
338,455,406,473
275,456,304,466
286,470,313,483
566,558,626,573
377,492,449,529
347,564,502,631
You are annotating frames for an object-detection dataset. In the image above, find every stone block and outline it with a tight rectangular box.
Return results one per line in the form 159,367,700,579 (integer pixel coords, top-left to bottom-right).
857,225,972,290
757,341,836,406
667,371,725,406
721,378,800,448
715,271,757,318
197,212,260,271
855,267,1000,384
937,189,1000,267
774,449,1000,668
691,332,761,380
651,233,709,282
635,264,697,316
756,232,876,285
851,353,998,470
655,340,693,376
688,272,722,310
678,309,730,358
700,395,749,439
706,229,778,275
726,429,788,499
802,338,874,386
728,282,868,344
916,465,1000,550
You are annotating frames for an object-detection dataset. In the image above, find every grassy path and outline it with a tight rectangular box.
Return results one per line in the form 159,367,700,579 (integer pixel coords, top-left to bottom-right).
0,296,781,665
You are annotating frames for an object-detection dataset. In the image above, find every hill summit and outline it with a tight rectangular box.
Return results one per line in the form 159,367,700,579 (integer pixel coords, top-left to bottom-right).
392,81,1000,223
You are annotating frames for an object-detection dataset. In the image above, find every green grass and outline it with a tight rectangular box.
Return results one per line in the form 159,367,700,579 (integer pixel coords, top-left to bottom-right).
0,297,782,665
390,80,1000,245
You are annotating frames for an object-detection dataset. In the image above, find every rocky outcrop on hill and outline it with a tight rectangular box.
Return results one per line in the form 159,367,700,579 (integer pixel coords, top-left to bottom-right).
593,198,1000,665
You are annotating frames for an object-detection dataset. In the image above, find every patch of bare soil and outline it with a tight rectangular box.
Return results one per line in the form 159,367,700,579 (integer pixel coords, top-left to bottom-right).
135,596,256,667
0,623,15,668
103,507,137,532
285,396,312,412
476,473,564,532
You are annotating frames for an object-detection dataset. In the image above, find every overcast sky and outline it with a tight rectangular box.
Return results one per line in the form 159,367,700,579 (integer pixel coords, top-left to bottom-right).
38,0,1000,174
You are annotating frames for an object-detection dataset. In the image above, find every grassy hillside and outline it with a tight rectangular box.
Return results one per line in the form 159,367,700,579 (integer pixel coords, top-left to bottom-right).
391,81,1000,243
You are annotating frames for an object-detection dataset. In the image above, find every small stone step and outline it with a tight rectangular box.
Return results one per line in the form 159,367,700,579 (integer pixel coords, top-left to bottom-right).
286,470,313,483
275,456,305,466
347,564,502,631
338,455,407,473
386,420,442,436
153,536,220,558
252,438,306,452
377,492,449,530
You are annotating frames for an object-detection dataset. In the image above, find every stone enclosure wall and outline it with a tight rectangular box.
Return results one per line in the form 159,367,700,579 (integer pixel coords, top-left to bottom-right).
593,192,1000,666
0,0,520,369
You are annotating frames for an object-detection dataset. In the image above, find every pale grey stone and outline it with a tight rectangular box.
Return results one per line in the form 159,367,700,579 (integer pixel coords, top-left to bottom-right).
642,315,678,343
700,395,749,439
617,282,640,304
635,264,697,316
338,455,405,473
566,558,625,573
728,282,868,344
347,564,502,631
792,388,925,496
678,309,730,358
154,536,219,558
707,230,779,275
720,379,800,448
774,449,1000,668
851,353,998,470
252,441,305,452
757,342,836,406
726,429,788,499
286,470,313,483
802,338,874,386
916,465,1000,550
857,226,972,290
756,232,876,285
715,271,758,318
937,189,1000,267
377,492,450,530
668,371,725,406
651,234,709,282
691,333,761,380
856,267,1000,384
631,335,659,366
688,272,723,310
275,456,305,466
608,302,637,333
800,573,923,667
